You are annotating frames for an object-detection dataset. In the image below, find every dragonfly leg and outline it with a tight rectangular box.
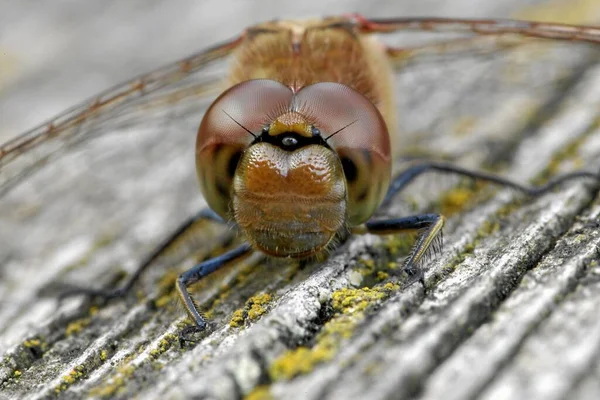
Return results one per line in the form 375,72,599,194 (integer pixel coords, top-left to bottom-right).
351,214,445,287
177,243,253,344
381,161,599,209
59,207,227,302
368,161,598,286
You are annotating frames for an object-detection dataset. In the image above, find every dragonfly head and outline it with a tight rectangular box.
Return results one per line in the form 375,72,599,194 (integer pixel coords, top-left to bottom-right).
196,79,390,258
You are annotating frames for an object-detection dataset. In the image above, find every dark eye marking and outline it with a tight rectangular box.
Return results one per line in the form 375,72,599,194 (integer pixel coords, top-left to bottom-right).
341,157,358,182
216,178,230,198
212,143,224,153
356,189,368,201
227,151,243,178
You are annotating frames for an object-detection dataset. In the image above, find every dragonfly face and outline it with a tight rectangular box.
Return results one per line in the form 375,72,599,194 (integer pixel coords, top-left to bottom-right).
196,79,391,257
2,11,600,352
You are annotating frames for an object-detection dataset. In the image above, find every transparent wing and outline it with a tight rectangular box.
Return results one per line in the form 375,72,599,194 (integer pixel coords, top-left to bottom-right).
2,17,600,334
356,16,600,42
3,18,600,196
0,35,242,302
0,35,242,196
364,18,600,171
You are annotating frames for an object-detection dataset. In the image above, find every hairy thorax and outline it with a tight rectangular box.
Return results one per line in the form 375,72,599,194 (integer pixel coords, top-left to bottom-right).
232,142,346,257
228,18,397,142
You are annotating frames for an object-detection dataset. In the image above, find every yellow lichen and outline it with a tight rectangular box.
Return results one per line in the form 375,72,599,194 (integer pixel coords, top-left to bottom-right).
176,318,193,329
438,180,492,217
23,338,41,348
154,295,173,308
13,370,21,378
270,346,334,381
229,293,274,328
21,337,48,359
118,364,135,377
65,317,91,336
202,256,266,320
157,270,179,292
478,220,500,237
62,370,78,384
152,361,164,371
100,350,108,362
385,233,416,256
496,199,524,219
357,257,376,277
88,354,138,397
247,293,272,320
153,270,180,308
269,283,399,381
439,187,474,216
55,365,87,392
362,259,375,269
331,284,399,314
148,349,160,358
245,385,273,400
229,310,246,328
149,333,178,359
269,312,364,381
376,271,389,281
432,195,517,287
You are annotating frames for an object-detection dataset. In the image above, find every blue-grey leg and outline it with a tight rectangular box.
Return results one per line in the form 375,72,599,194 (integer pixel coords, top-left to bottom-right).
59,207,226,301
382,161,599,209
365,160,598,287
177,243,253,343
351,214,444,286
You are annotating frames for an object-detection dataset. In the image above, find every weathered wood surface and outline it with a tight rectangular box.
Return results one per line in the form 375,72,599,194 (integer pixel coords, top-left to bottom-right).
1,1,600,399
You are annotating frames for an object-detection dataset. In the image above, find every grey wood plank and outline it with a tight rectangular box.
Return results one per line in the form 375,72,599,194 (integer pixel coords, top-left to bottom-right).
1,1,600,399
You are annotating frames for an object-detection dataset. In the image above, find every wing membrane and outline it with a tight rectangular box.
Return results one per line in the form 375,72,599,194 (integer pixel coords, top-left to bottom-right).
355,16,600,43
3,18,600,196
1,17,599,216
2,15,600,336
0,35,242,196
364,18,600,167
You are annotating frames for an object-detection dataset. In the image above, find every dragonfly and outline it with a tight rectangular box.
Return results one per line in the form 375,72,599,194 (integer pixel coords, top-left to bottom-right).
2,15,600,342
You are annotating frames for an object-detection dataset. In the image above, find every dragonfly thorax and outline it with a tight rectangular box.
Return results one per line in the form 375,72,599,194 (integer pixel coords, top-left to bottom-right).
233,142,346,257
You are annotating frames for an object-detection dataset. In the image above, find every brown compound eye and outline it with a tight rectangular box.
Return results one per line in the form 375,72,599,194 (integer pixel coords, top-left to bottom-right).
195,80,293,219
295,82,392,225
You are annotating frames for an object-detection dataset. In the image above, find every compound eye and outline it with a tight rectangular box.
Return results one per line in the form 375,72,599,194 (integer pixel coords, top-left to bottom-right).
295,82,392,225
196,80,294,219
